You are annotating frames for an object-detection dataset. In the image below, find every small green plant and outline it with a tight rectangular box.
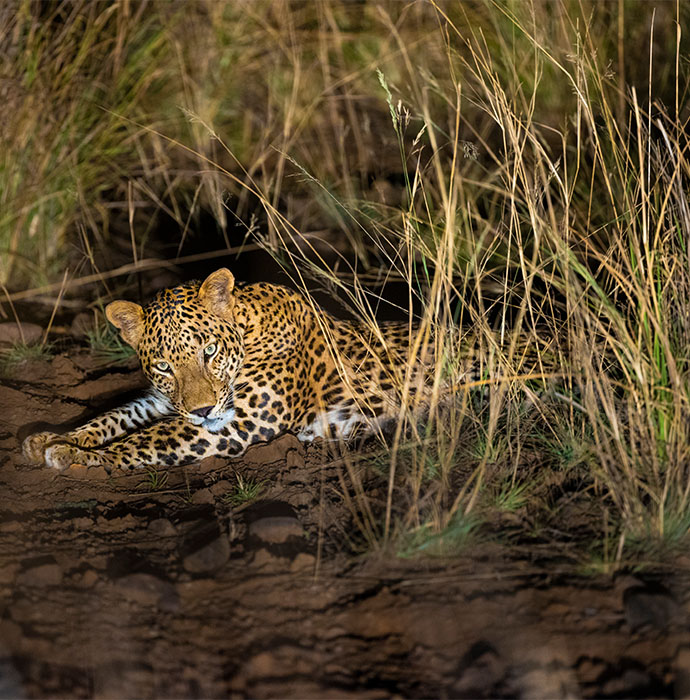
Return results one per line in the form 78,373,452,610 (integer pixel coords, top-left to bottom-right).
535,416,596,474
0,341,53,376
138,467,169,492
223,473,265,507
86,317,136,366
622,494,690,557
397,509,481,558
494,479,531,513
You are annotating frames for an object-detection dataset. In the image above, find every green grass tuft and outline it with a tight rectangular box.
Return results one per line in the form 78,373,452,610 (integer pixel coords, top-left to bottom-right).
397,509,481,558
138,467,169,492
0,341,53,376
86,318,136,366
223,474,265,507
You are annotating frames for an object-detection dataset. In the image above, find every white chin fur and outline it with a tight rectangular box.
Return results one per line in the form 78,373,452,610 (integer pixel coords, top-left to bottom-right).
203,413,234,433
202,408,235,433
186,409,234,432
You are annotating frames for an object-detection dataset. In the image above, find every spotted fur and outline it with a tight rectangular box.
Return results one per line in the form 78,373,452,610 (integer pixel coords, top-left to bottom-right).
23,268,436,472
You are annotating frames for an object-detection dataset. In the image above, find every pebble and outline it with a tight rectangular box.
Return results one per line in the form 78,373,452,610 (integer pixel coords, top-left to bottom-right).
182,534,230,575
67,464,89,479
87,466,110,481
17,562,62,587
148,519,177,536
251,549,278,569
114,573,179,611
249,516,305,544
209,480,232,496
0,322,42,345
0,563,19,584
79,569,100,588
675,645,690,699
190,488,214,505
623,583,681,631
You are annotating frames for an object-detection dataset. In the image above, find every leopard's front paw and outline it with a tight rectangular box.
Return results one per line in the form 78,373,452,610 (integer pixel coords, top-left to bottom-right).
44,443,98,471
22,432,64,464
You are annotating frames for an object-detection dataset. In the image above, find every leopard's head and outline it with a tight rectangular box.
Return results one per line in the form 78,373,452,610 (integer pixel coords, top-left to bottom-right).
106,268,245,432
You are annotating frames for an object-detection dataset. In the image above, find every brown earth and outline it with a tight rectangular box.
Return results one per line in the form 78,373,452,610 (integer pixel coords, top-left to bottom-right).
2,350,690,698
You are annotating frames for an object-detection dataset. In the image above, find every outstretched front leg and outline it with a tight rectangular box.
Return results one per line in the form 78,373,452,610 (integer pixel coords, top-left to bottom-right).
42,416,254,472
23,393,173,464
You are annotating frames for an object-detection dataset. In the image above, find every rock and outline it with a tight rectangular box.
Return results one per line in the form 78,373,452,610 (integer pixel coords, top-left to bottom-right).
199,455,230,474
70,312,95,339
114,573,179,611
245,501,307,549
51,355,82,385
452,641,503,697
251,549,279,569
243,434,303,465
0,648,23,700
190,488,214,505
601,667,651,696
148,519,177,537
243,651,280,677
286,448,305,469
17,561,62,587
0,520,21,534
0,321,42,345
105,549,153,579
577,657,607,684
108,513,138,531
249,516,304,544
87,466,110,480
79,569,100,588
209,479,232,496
183,534,230,575
72,516,94,530
623,582,682,631
290,552,315,573
0,620,22,647
675,645,690,699
518,665,579,699
0,563,19,584
68,464,89,479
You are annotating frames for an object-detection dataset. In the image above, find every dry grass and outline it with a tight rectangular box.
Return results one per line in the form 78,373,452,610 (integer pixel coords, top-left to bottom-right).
6,1,690,567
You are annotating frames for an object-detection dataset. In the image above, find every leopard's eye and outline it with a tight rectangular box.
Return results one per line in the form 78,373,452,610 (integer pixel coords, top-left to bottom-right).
154,361,171,373
204,343,217,358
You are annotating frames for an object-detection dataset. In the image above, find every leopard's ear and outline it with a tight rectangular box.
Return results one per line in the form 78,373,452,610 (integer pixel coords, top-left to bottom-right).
105,301,145,349
198,268,236,318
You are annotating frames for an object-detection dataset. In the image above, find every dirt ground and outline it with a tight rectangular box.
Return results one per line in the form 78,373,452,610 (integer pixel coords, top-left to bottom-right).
3,349,690,698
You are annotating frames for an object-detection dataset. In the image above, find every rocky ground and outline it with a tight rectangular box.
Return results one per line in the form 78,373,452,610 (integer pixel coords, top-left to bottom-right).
2,348,690,698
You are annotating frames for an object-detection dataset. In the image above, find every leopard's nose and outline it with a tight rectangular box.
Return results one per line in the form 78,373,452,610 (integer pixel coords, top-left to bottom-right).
191,406,214,418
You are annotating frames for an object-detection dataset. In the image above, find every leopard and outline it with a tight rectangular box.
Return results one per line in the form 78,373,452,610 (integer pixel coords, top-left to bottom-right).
22,268,441,473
